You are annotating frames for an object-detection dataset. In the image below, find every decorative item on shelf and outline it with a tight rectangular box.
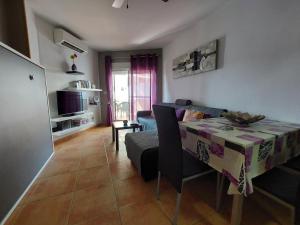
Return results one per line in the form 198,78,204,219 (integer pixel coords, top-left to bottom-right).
123,120,128,126
70,80,94,89
89,96,100,105
66,53,84,75
72,118,89,127
70,53,78,71
222,111,265,127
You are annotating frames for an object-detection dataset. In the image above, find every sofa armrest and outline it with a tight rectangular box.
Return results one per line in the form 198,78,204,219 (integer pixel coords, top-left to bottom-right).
137,110,152,118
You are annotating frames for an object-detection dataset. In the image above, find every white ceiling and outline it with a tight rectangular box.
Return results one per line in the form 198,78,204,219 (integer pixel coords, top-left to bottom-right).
28,0,227,51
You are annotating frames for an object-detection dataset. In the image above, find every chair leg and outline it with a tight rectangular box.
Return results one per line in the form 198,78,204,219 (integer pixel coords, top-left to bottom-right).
156,171,161,200
173,192,182,225
216,173,225,211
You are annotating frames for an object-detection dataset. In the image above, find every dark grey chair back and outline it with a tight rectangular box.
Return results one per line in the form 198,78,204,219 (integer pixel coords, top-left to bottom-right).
296,185,300,224
153,105,183,192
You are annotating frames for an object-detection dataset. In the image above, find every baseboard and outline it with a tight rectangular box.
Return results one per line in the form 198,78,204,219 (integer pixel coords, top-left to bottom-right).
0,152,54,225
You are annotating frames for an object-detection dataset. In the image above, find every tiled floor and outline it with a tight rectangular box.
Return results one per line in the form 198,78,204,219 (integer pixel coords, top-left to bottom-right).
4,127,291,225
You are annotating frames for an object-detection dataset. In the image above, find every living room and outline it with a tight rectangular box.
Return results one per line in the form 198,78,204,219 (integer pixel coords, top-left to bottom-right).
0,0,299,225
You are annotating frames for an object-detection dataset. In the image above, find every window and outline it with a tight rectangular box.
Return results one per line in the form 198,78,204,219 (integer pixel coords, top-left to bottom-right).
112,63,130,121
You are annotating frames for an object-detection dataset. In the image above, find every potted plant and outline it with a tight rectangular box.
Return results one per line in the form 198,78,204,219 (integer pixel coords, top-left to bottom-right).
70,53,78,71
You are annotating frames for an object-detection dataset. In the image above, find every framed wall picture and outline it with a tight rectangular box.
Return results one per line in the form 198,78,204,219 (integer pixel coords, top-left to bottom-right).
172,40,218,79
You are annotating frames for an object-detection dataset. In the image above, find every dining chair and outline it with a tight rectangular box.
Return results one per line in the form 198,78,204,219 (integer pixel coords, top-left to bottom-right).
283,156,300,174
153,105,215,225
253,168,300,225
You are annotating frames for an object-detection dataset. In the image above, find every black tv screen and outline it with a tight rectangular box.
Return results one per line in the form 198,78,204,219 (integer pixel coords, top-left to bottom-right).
57,91,87,115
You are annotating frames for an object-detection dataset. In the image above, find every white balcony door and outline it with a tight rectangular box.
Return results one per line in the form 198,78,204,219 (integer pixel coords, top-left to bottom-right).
112,63,130,121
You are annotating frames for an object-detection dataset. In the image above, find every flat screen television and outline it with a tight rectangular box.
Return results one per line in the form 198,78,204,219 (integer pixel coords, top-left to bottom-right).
57,91,88,116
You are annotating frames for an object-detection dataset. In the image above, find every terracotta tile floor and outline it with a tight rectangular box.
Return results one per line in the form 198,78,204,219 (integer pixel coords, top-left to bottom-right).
4,127,291,225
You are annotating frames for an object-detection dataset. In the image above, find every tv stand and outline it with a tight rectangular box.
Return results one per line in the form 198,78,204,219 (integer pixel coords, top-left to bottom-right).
62,112,84,117
51,112,95,140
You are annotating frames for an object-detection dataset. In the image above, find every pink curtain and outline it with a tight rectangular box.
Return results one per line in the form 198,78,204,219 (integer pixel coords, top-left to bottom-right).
130,54,158,120
105,56,113,126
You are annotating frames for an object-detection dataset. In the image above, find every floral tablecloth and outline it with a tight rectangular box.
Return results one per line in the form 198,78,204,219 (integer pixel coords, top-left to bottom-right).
179,117,300,196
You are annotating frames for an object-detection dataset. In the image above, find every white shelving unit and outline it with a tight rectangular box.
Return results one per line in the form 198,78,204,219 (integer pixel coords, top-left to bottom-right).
51,112,95,140
64,87,102,92
51,112,94,123
52,122,95,139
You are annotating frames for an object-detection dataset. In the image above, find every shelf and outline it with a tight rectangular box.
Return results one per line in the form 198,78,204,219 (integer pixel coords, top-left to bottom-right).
64,87,103,92
52,122,95,138
66,71,85,75
51,112,93,123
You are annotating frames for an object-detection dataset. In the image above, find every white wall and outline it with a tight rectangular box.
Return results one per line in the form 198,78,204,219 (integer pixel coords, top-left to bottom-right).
163,0,300,123
33,16,101,124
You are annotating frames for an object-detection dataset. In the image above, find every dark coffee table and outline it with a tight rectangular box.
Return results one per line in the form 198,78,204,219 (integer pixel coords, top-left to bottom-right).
112,121,143,151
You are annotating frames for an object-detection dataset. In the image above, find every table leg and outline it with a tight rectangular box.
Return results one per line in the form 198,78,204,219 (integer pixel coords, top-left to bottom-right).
133,127,136,133
116,129,119,151
140,126,143,131
231,195,244,225
112,125,115,142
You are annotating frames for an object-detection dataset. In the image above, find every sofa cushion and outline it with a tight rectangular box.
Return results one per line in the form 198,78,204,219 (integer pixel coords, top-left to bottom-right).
175,99,192,106
137,116,157,131
176,108,186,121
138,103,227,131
183,109,205,122
159,103,227,118
125,131,159,180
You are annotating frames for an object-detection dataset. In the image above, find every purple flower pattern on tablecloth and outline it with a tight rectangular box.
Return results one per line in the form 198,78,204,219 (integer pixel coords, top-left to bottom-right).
210,143,224,158
198,130,211,139
179,118,300,197
222,169,239,186
237,128,255,133
237,134,264,144
245,147,253,172
268,128,289,133
197,124,220,129
197,129,217,140
275,137,283,153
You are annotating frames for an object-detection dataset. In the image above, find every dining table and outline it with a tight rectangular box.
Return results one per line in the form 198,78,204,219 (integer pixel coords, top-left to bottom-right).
179,117,300,225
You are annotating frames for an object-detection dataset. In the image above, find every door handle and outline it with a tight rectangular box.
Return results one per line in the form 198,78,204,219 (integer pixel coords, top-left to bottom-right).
29,74,34,80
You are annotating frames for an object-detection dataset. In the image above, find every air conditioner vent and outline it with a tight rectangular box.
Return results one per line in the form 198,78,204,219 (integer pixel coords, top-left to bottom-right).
54,28,88,54
61,41,85,53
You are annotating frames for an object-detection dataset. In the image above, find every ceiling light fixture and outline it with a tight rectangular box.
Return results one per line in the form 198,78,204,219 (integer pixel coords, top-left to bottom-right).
112,0,168,9
112,0,125,8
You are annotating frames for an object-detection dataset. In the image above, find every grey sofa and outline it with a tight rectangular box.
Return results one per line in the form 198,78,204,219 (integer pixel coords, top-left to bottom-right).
137,102,227,131
126,102,227,181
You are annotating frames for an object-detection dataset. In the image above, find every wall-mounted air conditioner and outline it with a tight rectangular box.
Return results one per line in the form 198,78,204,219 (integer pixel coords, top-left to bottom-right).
54,28,88,54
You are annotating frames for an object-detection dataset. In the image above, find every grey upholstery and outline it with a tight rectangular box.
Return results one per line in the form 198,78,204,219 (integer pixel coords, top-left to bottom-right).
160,103,227,118
254,168,300,205
153,104,213,225
153,105,212,193
253,168,300,224
285,156,300,171
125,131,158,180
183,151,211,177
137,103,227,131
